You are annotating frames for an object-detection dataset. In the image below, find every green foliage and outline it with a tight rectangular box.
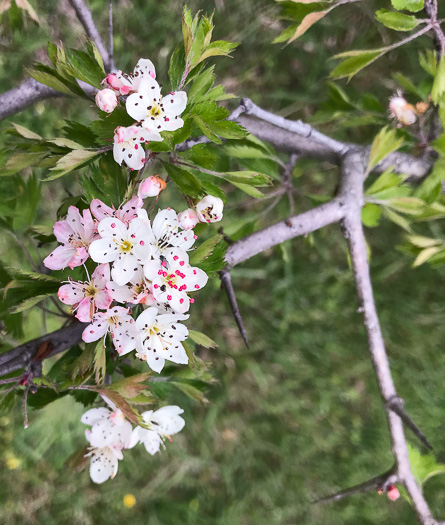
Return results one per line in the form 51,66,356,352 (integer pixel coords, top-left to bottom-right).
391,0,424,12
367,127,404,173
375,9,420,31
407,444,445,486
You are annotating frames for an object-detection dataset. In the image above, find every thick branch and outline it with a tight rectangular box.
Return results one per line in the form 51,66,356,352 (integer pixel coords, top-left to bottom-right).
340,151,438,525
0,322,86,377
68,0,110,71
225,198,345,269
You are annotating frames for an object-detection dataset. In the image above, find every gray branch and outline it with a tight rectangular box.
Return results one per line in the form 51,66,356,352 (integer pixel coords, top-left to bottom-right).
340,150,438,525
68,0,110,71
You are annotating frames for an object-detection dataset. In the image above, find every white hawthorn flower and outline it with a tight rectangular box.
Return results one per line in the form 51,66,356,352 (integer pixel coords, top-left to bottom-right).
134,307,189,373
389,96,417,126
90,196,143,225
58,263,112,322
126,76,187,133
178,208,199,230
104,58,157,95
196,195,224,223
138,208,196,255
106,266,153,305
81,305,137,355
144,248,208,314
129,406,185,455
89,216,152,286
82,401,133,484
113,125,162,171
95,88,118,113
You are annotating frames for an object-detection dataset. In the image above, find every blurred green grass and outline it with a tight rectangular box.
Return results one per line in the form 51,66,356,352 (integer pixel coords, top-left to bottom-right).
1,1,445,524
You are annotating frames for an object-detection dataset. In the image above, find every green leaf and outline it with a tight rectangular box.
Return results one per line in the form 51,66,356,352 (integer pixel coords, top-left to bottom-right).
189,234,223,265
361,203,382,227
46,149,102,180
375,9,419,31
163,163,205,198
331,49,386,81
230,182,266,198
108,373,154,400
406,235,442,248
94,340,106,385
381,207,412,232
367,127,404,173
391,0,424,13
29,64,85,97
432,56,445,104
171,381,209,404
169,43,186,91
2,152,47,176
188,330,218,349
223,170,271,187
407,444,445,485
412,246,442,267
10,123,42,141
366,167,401,195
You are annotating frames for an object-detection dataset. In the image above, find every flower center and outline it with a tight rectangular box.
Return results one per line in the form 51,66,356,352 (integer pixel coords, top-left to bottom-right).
119,239,133,253
149,103,163,118
84,285,97,298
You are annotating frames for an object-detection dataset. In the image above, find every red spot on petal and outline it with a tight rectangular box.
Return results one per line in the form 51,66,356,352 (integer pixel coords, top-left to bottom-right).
111,223,116,228
135,144,139,149
154,284,159,289
190,298,195,304
173,256,179,261
179,261,185,266
180,299,184,304
194,284,199,289
167,295,172,301
140,240,145,246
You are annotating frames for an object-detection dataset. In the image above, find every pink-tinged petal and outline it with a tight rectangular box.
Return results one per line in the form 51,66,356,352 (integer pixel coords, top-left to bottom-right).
82,320,108,343
146,351,165,373
91,199,114,222
124,146,145,170
89,238,117,264
173,231,195,251
120,197,143,223
81,209,95,242
111,254,138,286
76,297,94,323
58,282,84,305
162,91,187,117
66,206,84,238
68,246,89,269
161,116,184,132
53,220,72,244
134,58,156,80
106,281,136,303
98,217,127,239
92,263,111,287
95,290,112,310
81,407,111,426
43,245,75,270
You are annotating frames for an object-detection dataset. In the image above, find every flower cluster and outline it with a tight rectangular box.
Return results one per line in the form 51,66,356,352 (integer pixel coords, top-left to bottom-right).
45,193,217,373
95,58,187,171
82,398,185,483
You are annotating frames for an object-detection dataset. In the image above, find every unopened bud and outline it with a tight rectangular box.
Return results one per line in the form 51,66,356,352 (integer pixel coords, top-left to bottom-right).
196,195,224,223
103,73,122,91
178,208,199,230
387,484,400,501
96,89,118,113
137,176,166,199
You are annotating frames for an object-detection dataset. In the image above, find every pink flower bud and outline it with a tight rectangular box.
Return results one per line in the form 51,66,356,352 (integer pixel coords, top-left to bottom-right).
387,485,400,501
137,176,167,199
178,209,199,230
196,195,224,223
103,73,123,91
96,89,118,113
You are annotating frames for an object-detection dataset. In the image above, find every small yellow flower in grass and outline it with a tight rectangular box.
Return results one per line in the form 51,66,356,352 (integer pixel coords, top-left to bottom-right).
6,455,20,470
123,494,136,508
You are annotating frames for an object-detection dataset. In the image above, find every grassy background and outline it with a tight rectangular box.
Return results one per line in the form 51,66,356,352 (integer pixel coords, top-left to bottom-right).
1,1,445,524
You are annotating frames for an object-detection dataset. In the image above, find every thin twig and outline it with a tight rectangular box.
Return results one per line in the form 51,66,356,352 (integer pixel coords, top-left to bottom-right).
22,384,30,429
68,0,110,71
219,270,249,347
387,396,433,451
108,1,115,72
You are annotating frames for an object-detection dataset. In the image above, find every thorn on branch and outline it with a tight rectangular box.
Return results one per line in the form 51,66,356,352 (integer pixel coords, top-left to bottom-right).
313,468,397,504
386,396,434,451
219,270,249,348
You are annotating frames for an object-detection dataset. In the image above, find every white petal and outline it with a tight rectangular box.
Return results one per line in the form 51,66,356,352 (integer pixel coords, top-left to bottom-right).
146,351,165,373
152,405,185,435
141,429,162,455
111,254,138,286
81,407,111,426
135,307,158,329
138,76,161,101
98,217,127,239
161,116,184,132
89,447,118,484
88,238,118,264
